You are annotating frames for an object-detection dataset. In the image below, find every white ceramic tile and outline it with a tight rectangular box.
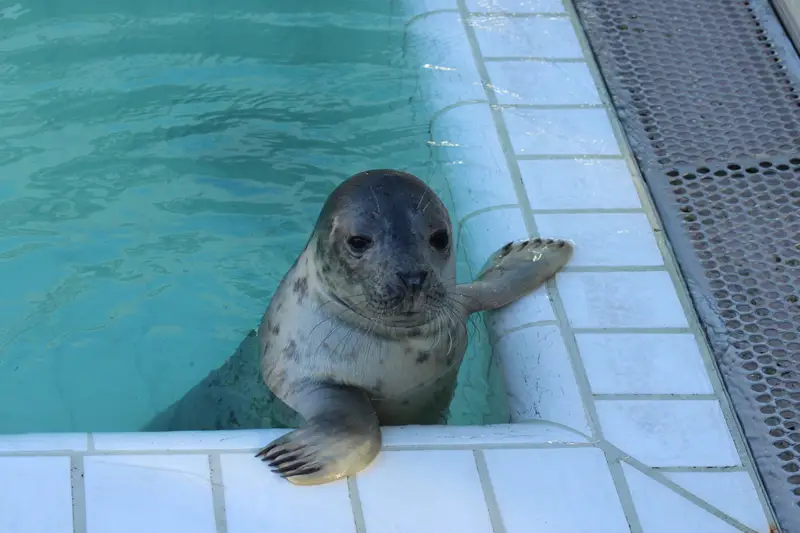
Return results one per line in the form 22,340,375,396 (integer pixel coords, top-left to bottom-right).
0,456,73,533
623,464,743,533
471,16,583,58
357,450,493,533
595,400,740,467
663,471,770,533
0,432,87,452
93,429,287,451
84,454,216,533
502,108,621,155
459,207,529,273
432,104,521,221
382,422,590,446
467,0,565,13
486,288,556,333
483,448,629,532
406,12,486,112
557,271,689,329
534,213,663,267
487,61,601,105
577,333,714,394
496,326,591,432
520,159,642,210
220,454,355,533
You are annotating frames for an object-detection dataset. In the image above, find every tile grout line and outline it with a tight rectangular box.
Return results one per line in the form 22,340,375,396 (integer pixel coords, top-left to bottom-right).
573,327,692,334
559,0,774,528
347,477,369,533
494,103,606,109
70,455,87,533
483,56,587,62
404,8,460,29
653,466,748,473
530,207,645,214
610,453,757,533
429,99,489,128
516,153,624,160
0,440,595,458
455,2,646,530
457,204,520,227
594,393,719,401
405,8,571,32
473,451,508,533
562,265,667,272
208,454,228,533
490,320,561,343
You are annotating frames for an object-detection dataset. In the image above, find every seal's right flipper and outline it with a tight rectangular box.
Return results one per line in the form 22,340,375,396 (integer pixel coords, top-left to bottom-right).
256,382,381,485
459,237,573,314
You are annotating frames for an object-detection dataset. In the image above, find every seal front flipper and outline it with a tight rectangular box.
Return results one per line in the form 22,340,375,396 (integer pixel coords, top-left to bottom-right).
256,381,381,486
457,237,574,314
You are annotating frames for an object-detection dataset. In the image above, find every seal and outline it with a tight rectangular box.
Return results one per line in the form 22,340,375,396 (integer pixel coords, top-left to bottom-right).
143,169,573,486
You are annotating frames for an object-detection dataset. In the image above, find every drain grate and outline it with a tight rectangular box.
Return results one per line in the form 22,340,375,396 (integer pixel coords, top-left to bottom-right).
571,0,800,529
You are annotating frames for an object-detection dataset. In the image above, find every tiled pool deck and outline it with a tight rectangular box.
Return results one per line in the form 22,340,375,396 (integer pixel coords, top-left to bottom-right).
0,1,782,532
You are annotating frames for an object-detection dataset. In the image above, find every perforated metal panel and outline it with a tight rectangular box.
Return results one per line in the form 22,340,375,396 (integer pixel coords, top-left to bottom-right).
571,0,800,530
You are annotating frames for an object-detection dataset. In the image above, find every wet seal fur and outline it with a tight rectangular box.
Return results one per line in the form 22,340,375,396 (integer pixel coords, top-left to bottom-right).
143,169,573,485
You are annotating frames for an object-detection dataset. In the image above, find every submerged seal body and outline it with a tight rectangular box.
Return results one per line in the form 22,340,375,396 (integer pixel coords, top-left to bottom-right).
145,169,573,486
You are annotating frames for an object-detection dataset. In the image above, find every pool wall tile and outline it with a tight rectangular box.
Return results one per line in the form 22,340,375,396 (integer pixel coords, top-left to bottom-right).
83,455,217,533
357,450,494,533
465,0,565,13
556,271,690,329
0,432,88,453
483,448,630,533
662,471,770,532
485,289,556,333
405,12,486,112
472,16,583,58
502,107,621,155
519,159,643,210
459,208,529,273
430,104,521,221
486,61,601,105
623,465,746,533
0,456,74,533
220,454,357,533
595,401,741,467
577,333,714,395
534,213,663,267
495,326,591,432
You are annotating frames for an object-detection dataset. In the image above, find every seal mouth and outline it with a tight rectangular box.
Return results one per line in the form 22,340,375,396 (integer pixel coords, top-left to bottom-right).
323,288,434,330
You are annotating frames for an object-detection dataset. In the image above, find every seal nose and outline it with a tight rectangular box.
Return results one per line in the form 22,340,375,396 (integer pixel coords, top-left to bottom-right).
397,270,428,291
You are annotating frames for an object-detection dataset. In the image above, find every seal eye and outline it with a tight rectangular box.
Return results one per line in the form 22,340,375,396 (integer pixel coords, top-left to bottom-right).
347,236,372,255
429,229,449,252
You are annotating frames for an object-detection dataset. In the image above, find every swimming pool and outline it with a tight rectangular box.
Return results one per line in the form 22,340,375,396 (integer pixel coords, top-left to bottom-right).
0,0,507,433
0,1,780,532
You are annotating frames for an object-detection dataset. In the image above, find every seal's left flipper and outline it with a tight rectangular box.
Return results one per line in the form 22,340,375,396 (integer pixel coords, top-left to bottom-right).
256,382,382,485
458,237,573,314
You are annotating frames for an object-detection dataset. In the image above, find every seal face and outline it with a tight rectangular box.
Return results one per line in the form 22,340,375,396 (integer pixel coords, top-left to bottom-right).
313,169,454,333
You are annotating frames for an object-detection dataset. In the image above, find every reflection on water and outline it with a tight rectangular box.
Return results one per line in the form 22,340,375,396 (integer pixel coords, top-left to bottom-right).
0,0,508,432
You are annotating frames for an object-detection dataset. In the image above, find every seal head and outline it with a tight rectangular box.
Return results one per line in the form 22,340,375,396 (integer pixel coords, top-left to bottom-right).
313,169,455,330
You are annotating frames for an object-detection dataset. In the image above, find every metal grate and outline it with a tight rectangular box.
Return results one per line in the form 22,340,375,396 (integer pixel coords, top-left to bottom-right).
571,0,800,529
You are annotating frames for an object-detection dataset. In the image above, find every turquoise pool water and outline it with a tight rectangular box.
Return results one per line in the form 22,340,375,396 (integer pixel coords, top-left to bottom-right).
0,0,509,432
